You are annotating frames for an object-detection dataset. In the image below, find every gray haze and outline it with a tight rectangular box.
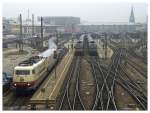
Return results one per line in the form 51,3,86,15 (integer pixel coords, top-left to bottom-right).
3,2,147,23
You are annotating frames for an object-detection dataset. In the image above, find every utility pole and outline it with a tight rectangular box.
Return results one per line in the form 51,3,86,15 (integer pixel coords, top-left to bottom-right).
125,33,127,66
28,9,30,22
105,33,107,60
71,24,74,50
41,16,43,49
56,31,58,46
31,14,34,47
27,9,30,38
32,14,34,37
71,33,73,50
19,14,23,52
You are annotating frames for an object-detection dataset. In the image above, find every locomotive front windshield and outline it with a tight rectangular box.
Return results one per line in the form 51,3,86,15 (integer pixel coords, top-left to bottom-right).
90,41,94,43
15,70,30,75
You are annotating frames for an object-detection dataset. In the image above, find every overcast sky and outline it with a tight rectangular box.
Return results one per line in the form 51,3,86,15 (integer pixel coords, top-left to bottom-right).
3,2,147,23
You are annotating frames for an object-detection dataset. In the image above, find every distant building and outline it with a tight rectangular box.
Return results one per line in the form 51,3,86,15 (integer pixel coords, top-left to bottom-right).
37,16,80,33
3,18,20,35
3,17,67,36
135,23,147,32
3,18,11,35
129,6,135,24
37,16,80,25
79,24,136,33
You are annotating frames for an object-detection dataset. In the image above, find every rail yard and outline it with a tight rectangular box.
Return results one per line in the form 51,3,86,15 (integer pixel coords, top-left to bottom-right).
2,2,147,111
3,32,147,110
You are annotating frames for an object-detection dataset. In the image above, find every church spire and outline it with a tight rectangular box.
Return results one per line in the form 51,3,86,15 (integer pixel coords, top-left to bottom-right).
129,6,135,23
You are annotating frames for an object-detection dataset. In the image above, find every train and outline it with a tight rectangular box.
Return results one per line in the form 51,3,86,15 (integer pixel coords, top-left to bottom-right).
74,35,84,56
12,47,58,92
74,34,97,56
87,35,97,56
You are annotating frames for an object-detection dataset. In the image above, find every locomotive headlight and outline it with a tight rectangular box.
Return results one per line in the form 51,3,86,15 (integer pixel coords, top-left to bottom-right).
27,83,30,86
14,83,16,86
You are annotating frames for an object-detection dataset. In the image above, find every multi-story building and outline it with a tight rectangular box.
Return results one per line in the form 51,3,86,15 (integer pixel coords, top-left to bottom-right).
37,16,80,33
37,16,80,25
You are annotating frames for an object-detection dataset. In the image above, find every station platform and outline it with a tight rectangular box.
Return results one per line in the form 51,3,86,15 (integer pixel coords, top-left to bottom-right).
29,44,74,109
96,39,113,59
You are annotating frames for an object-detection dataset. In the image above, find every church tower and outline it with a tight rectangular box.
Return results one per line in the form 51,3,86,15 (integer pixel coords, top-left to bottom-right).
129,6,135,23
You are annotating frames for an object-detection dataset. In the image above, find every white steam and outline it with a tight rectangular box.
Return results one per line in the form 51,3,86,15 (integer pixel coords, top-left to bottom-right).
38,37,57,58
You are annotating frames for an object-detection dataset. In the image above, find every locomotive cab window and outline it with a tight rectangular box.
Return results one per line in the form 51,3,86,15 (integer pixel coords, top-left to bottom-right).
32,70,35,74
53,51,57,59
15,70,30,75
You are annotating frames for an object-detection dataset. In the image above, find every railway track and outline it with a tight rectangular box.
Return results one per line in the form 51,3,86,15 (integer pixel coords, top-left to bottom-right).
89,48,126,110
100,56,147,110
88,56,104,110
72,66,86,110
119,65,143,92
3,93,31,110
59,57,78,110
128,49,147,64
103,48,125,110
89,55,116,110
126,56,147,78
116,79,147,110
59,57,85,110
120,64,147,93
101,38,147,110
117,64,147,110
99,63,147,110
3,89,11,97
11,96,31,110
